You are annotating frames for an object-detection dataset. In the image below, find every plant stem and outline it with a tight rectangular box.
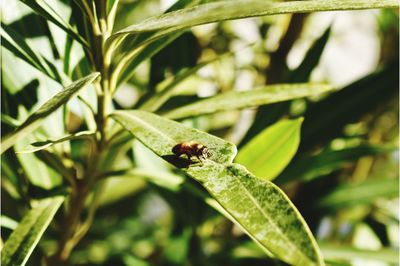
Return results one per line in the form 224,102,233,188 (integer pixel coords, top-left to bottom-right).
47,183,89,265
48,1,114,264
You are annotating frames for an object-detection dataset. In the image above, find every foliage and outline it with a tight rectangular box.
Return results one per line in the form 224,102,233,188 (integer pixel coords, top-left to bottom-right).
1,0,398,266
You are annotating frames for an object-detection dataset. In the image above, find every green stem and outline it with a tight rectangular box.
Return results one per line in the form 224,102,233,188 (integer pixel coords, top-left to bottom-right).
48,1,115,264
47,184,89,265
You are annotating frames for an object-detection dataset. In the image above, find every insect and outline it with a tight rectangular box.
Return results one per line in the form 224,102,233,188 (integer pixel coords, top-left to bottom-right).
172,141,211,162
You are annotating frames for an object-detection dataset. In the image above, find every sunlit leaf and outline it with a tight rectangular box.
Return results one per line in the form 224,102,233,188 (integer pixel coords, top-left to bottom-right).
15,135,63,189
1,22,63,82
318,178,399,209
1,196,64,266
20,0,88,48
320,243,399,264
109,0,398,42
300,62,398,152
111,110,324,266
1,114,21,128
164,83,333,119
111,110,237,164
140,52,233,112
16,131,95,154
276,145,396,184
1,215,19,230
116,33,183,87
236,118,303,180
289,26,332,82
1,72,99,154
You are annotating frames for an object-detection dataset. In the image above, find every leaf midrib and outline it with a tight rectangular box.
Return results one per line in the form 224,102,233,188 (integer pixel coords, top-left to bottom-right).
249,123,298,170
230,168,315,265
112,111,175,155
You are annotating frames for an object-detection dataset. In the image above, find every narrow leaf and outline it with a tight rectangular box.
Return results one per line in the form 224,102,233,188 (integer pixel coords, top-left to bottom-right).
236,118,303,180
111,110,236,164
1,73,100,154
116,33,183,86
1,196,64,266
111,110,324,266
140,52,233,112
318,178,399,209
189,162,324,266
113,0,203,87
320,243,399,264
110,0,398,39
1,114,21,128
164,83,333,119
289,26,332,82
300,61,398,152
276,145,396,184
16,131,95,154
1,215,19,230
1,23,63,82
20,0,88,48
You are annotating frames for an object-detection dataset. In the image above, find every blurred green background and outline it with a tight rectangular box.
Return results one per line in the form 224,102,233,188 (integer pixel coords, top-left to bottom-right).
1,0,398,265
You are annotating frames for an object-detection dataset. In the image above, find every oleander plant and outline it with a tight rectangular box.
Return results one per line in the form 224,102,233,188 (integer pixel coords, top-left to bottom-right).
1,0,398,265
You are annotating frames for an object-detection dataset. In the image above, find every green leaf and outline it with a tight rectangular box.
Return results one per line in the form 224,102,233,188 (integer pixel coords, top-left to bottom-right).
1,215,19,230
34,150,76,186
1,114,21,128
236,118,303,180
16,131,95,154
1,22,63,82
112,0,203,88
289,26,332,82
20,0,88,48
300,61,398,152
110,0,398,40
320,243,399,264
1,196,64,266
191,162,324,266
276,145,396,184
111,110,324,266
164,83,333,119
1,72,100,154
98,175,147,207
116,33,183,87
111,110,237,164
16,138,63,189
318,178,399,209
140,52,233,112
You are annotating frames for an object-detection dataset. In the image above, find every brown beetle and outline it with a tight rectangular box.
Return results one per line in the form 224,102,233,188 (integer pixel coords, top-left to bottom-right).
172,141,210,162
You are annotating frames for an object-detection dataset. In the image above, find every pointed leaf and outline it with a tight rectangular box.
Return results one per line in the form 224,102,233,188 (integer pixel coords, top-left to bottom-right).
1,114,21,128
20,0,88,48
117,32,183,86
110,0,398,40
111,110,324,266
320,244,399,264
1,73,100,154
164,83,333,119
189,162,325,266
1,215,19,230
289,26,332,82
111,110,236,164
236,118,303,180
318,178,399,209
1,23,63,82
113,0,203,87
140,51,233,112
276,145,397,184
300,61,398,152
16,131,95,154
1,196,64,266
